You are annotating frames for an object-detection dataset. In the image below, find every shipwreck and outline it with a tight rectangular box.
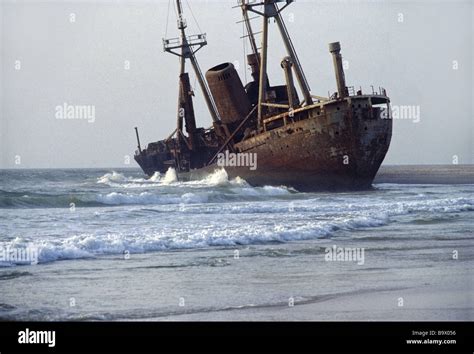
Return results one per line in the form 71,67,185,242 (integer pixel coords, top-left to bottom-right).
134,0,392,191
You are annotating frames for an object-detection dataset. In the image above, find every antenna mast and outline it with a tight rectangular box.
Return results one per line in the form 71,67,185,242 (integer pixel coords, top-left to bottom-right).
241,5,259,58
163,0,220,123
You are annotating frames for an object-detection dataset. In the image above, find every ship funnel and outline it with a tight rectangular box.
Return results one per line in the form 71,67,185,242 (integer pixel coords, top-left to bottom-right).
329,42,347,98
205,63,251,124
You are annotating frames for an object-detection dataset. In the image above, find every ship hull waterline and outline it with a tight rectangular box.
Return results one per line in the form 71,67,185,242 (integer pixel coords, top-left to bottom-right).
135,95,392,192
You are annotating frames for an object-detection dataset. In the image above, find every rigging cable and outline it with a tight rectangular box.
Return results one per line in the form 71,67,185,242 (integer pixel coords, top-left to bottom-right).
183,0,201,101
164,0,171,39
242,16,247,84
184,0,203,34
172,0,178,23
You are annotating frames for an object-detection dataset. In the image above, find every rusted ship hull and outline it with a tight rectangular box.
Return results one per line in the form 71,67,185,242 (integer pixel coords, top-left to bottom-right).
152,94,392,191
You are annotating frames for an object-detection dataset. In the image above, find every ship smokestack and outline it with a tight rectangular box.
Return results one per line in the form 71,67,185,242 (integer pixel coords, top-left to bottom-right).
205,63,251,124
329,42,347,98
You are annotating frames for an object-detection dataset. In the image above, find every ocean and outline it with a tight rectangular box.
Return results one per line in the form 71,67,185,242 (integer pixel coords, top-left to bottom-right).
0,167,473,321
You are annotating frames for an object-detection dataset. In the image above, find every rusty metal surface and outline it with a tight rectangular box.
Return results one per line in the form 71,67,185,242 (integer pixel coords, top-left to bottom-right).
227,95,392,191
134,1,393,191
205,63,251,124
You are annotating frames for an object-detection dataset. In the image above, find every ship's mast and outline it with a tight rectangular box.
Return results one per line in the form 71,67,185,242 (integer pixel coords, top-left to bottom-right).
176,0,187,149
241,7,259,60
258,10,269,124
240,0,313,124
163,0,220,123
177,0,186,75
273,4,312,106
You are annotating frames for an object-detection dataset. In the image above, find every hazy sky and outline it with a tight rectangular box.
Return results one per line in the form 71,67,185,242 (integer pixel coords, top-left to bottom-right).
1,0,473,168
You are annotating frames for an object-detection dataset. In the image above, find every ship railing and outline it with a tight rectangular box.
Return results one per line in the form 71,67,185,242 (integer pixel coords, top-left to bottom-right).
262,109,300,132
344,86,387,97
186,34,207,46
163,34,207,51
236,0,294,7
163,37,180,49
369,86,388,96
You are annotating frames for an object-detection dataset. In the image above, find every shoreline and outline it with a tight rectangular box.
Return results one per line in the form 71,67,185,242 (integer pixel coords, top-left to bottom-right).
375,165,474,184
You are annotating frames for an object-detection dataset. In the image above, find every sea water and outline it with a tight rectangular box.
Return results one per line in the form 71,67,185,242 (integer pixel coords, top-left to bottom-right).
0,168,472,320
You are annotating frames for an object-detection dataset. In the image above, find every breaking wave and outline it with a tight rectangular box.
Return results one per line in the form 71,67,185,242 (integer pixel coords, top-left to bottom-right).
0,169,292,209
1,194,473,266
95,191,209,205
1,168,473,266
96,168,177,186
0,214,389,265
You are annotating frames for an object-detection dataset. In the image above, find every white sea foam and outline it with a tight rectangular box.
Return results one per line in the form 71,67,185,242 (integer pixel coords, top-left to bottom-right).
1,194,472,266
149,171,161,182
95,191,208,205
202,169,232,186
0,216,378,265
97,171,129,184
2,169,473,266
235,185,291,197
178,169,235,187
161,168,178,184
97,168,225,188
92,168,293,206
97,171,153,187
